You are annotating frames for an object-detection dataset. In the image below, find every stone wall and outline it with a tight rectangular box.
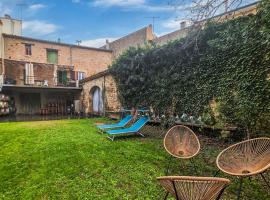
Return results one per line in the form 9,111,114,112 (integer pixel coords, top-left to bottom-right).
106,25,155,58
81,71,121,114
3,34,113,77
154,28,190,46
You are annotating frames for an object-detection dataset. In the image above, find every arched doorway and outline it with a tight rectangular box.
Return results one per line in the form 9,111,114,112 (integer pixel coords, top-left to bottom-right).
91,86,103,113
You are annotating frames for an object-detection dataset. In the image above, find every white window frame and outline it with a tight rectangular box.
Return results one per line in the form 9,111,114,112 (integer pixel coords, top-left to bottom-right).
77,71,85,81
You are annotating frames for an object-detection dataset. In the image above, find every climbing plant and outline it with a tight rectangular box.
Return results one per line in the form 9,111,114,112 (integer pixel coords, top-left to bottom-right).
110,0,270,136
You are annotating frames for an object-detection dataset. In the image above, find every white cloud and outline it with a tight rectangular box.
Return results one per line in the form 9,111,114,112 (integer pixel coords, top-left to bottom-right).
162,18,193,30
22,20,59,36
81,37,118,48
72,0,81,3
92,0,175,12
28,4,46,11
127,4,174,12
0,2,13,16
93,0,145,7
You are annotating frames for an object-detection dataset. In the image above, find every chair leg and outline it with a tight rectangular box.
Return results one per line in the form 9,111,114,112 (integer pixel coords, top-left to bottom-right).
190,158,198,175
237,177,244,200
179,160,183,175
138,131,145,137
163,192,169,200
213,170,220,177
172,181,180,200
107,136,114,141
165,156,173,175
216,187,226,200
260,173,270,190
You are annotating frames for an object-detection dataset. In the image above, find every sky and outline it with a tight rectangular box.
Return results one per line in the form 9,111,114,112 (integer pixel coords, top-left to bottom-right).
0,0,257,48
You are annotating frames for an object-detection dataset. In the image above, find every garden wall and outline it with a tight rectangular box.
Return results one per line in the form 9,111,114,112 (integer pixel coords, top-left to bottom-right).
110,0,270,136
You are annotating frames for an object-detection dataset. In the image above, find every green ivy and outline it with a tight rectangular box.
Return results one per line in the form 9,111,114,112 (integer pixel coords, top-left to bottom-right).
110,0,270,136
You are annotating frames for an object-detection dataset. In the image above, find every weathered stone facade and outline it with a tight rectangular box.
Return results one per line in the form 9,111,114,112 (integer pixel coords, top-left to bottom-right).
154,27,190,46
0,34,113,115
0,2,258,116
81,71,121,114
81,2,259,116
103,25,155,58
3,34,112,77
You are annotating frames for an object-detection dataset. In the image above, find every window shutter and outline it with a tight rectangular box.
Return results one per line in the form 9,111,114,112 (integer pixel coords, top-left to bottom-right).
75,71,78,81
25,63,29,84
29,63,34,84
47,50,58,64
62,71,67,85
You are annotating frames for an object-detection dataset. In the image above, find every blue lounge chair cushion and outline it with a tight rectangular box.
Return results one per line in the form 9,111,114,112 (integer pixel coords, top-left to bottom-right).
97,115,132,130
106,116,149,135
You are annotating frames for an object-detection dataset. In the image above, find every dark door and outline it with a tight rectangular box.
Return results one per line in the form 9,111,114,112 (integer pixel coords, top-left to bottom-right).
19,93,41,114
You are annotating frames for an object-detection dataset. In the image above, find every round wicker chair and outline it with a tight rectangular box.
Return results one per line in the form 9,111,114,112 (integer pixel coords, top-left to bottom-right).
164,125,200,159
216,137,270,199
157,176,230,200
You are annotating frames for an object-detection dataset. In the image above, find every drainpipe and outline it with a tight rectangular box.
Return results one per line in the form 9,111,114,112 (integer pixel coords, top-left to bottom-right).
0,21,5,78
69,45,73,66
103,75,106,116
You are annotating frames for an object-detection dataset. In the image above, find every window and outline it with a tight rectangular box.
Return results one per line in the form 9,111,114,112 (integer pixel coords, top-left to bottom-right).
57,71,67,85
24,63,34,85
78,71,85,80
25,44,32,55
47,49,58,64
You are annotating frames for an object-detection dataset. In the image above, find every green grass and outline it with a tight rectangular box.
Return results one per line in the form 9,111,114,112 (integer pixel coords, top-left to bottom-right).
0,119,268,199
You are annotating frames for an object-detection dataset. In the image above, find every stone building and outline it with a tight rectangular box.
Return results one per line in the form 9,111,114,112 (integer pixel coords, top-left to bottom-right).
102,25,155,58
0,18,112,115
81,2,259,117
81,25,155,116
0,2,259,117
80,70,121,115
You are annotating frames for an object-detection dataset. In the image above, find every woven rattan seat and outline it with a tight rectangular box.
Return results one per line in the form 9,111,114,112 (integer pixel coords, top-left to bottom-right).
164,125,200,159
157,176,230,200
216,137,270,176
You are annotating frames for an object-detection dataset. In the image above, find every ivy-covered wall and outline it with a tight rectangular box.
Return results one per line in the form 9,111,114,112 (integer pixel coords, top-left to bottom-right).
110,0,270,136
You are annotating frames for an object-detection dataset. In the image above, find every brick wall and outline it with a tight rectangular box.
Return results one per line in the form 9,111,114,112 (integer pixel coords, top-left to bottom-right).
3,35,113,78
3,59,55,86
106,25,155,58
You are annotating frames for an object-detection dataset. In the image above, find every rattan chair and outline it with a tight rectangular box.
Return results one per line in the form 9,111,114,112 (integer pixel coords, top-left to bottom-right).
216,137,270,200
157,176,230,200
164,125,200,159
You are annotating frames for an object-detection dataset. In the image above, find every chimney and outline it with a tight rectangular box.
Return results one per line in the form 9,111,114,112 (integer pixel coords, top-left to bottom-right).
4,14,11,19
180,21,186,29
105,39,110,50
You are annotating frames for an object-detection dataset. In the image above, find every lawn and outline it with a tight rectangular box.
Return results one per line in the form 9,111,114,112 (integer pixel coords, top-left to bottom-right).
0,119,268,199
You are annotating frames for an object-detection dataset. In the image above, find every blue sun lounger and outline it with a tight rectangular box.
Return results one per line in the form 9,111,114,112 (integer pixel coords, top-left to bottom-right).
97,115,133,130
106,116,150,141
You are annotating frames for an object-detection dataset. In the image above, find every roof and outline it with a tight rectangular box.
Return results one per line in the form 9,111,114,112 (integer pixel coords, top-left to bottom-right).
80,70,111,83
2,34,113,53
